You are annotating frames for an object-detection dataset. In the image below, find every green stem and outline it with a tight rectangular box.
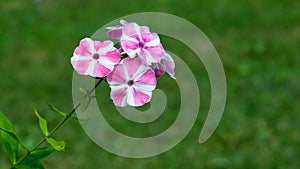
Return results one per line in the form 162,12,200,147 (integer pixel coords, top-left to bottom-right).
12,78,104,168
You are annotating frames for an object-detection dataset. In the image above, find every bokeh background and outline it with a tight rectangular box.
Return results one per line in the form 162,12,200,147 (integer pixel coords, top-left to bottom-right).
1,0,299,168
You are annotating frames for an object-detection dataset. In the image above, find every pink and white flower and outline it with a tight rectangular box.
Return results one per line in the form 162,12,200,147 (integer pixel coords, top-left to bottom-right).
107,58,157,107
120,22,165,66
71,38,120,78
152,52,176,79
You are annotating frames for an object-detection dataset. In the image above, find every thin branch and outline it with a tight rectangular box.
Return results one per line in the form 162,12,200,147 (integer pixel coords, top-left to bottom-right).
12,78,104,167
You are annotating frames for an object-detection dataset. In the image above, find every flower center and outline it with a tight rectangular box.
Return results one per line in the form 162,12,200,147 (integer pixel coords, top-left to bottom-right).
138,42,145,48
127,80,134,86
92,53,100,60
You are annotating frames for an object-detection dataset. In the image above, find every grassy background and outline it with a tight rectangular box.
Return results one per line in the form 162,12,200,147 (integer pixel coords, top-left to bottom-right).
1,0,300,168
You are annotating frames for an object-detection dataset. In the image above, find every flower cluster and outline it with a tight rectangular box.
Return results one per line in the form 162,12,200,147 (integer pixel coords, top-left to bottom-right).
71,20,175,107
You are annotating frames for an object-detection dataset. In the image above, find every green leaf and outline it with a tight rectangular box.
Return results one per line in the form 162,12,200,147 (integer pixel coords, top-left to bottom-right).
80,94,91,112
14,165,38,169
30,161,44,169
31,161,45,169
20,147,54,166
46,138,65,151
33,108,49,136
48,103,67,118
0,111,19,164
0,127,19,141
0,111,17,133
0,127,28,150
14,160,45,169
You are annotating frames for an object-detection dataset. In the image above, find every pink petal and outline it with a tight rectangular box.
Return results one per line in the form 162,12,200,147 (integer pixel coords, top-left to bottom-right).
122,22,140,40
94,62,112,77
107,64,127,84
135,69,156,87
130,87,152,107
138,48,160,66
103,49,121,64
74,38,93,56
120,20,128,26
122,58,142,79
142,33,160,47
152,62,165,78
163,53,176,79
143,45,165,63
154,68,165,78
137,48,150,65
106,20,128,39
110,86,128,107
94,40,112,52
140,26,150,34
121,40,139,52
71,59,92,74
107,27,123,39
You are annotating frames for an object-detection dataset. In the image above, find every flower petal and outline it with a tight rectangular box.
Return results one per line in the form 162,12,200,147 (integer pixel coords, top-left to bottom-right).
122,58,143,79
120,19,128,26
163,53,176,79
139,46,164,66
94,40,114,55
107,64,127,85
121,39,139,57
152,62,165,78
110,85,128,107
94,62,113,77
143,33,160,47
122,22,140,40
128,87,152,107
144,45,165,61
84,60,97,76
106,20,129,39
74,38,94,56
102,49,121,65
106,26,123,39
135,69,156,91
140,26,150,34
71,59,92,75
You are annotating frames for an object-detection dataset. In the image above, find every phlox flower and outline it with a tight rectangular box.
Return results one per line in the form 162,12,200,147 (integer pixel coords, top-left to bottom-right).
107,58,156,107
71,38,120,78
120,22,165,66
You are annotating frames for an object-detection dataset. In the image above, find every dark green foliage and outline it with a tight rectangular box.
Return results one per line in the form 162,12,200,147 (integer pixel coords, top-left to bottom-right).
20,147,54,166
14,161,44,169
0,111,19,164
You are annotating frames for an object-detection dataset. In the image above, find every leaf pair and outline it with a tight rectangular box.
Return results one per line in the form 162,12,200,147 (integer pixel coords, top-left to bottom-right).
0,111,56,169
34,108,65,152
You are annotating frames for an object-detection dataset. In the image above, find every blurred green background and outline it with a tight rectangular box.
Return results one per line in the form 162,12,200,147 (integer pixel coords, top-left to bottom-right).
1,0,299,168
